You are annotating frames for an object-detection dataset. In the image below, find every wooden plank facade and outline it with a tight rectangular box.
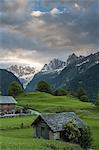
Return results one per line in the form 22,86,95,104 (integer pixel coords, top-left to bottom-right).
33,118,61,140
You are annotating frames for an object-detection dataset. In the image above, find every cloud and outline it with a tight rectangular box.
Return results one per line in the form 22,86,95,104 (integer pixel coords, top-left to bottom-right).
50,8,61,16
31,11,45,17
74,3,80,10
0,0,99,67
0,0,32,26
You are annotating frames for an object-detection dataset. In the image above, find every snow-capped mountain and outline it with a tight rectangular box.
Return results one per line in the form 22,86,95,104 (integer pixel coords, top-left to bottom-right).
26,59,66,91
26,52,99,100
41,58,66,73
67,53,84,65
7,65,39,88
56,52,99,100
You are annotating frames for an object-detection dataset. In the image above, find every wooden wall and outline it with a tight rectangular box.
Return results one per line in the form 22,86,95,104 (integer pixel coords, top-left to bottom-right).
34,118,60,140
0,104,15,112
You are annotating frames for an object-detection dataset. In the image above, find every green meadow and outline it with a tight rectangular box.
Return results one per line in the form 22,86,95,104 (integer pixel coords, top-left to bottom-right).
0,116,36,130
0,92,99,150
16,92,95,112
0,116,81,150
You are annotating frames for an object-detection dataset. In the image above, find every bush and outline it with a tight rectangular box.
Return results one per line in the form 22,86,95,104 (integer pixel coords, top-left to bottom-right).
54,88,67,96
95,93,99,110
79,95,89,102
63,121,92,149
78,126,92,150
77,87,86,98
37,81,51,94
77,87,89,102
64,121,81,143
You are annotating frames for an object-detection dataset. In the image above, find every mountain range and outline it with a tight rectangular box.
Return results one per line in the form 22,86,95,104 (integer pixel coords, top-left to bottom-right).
0,52,98,100
26,52,99,100
7,65,38,88
26,58,66,92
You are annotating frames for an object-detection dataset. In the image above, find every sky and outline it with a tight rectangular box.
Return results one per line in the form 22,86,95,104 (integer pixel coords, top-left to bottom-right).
0,0,99,69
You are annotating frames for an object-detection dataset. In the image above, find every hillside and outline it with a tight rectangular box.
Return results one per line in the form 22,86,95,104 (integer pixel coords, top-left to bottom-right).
57,63,99,100
0,92,99,149
26,52,99,100
67,64,99,100
16,92,94,112
0,69,23,95
16,92,99,149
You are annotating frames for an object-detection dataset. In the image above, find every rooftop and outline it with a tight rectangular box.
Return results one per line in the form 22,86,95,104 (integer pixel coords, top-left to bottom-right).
32,112,85,132
0,96,17,104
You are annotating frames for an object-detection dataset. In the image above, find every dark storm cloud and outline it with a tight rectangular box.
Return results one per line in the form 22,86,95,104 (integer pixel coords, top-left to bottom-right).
0,0,99,66
0,28,39,50
0,0,31,26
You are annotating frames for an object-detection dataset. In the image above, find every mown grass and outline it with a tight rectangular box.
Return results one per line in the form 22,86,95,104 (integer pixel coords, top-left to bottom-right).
83,117,99,150
16,92,95,112
0,115,36,130
0,128,82,150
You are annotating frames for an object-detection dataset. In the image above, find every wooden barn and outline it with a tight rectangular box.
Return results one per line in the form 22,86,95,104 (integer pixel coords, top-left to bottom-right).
31,112,85,140
0,96,17,113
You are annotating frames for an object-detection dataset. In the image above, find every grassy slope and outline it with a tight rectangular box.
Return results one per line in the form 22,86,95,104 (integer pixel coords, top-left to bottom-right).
0,116,36,129
16,92,99,149
0,116,81,150
16,92,95,112
0,92,99,150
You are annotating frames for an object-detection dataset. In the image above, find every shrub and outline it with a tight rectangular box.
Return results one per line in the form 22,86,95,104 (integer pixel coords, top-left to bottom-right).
95,93,99,110
77,87,87,98
54,88,67,96
79,95,89,102
77,87,89,102
78,126,92,150
37,81,51,94
63,121,92,149
63,121,81,143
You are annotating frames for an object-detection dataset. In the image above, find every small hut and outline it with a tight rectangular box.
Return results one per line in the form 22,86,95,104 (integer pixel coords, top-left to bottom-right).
31,112,85,140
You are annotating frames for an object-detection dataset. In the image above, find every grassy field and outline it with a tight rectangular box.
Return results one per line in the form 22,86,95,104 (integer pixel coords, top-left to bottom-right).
83,117,99,150
0,92,99,150
0,115,36,130
0,118,81,150
16,92,95,112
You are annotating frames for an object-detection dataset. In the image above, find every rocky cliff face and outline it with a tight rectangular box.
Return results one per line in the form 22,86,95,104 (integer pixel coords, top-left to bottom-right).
56,52,99,100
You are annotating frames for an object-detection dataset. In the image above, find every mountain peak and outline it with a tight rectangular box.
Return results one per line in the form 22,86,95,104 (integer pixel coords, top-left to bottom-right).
41,58,66,72
67,53,78,65
7,65,38,88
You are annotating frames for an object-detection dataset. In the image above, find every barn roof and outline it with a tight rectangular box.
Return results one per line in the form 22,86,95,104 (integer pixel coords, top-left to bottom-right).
32,112,85,132
0,96,17,104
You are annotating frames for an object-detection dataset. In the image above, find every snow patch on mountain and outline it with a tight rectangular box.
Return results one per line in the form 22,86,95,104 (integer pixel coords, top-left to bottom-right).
76,59,89,67
7,65,39,88
41,58,66,73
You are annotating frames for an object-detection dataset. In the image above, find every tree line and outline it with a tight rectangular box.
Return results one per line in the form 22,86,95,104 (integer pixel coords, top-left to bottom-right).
6,80,99,110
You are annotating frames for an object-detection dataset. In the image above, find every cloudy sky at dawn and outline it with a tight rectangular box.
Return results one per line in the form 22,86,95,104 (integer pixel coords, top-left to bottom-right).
0,0,99,69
